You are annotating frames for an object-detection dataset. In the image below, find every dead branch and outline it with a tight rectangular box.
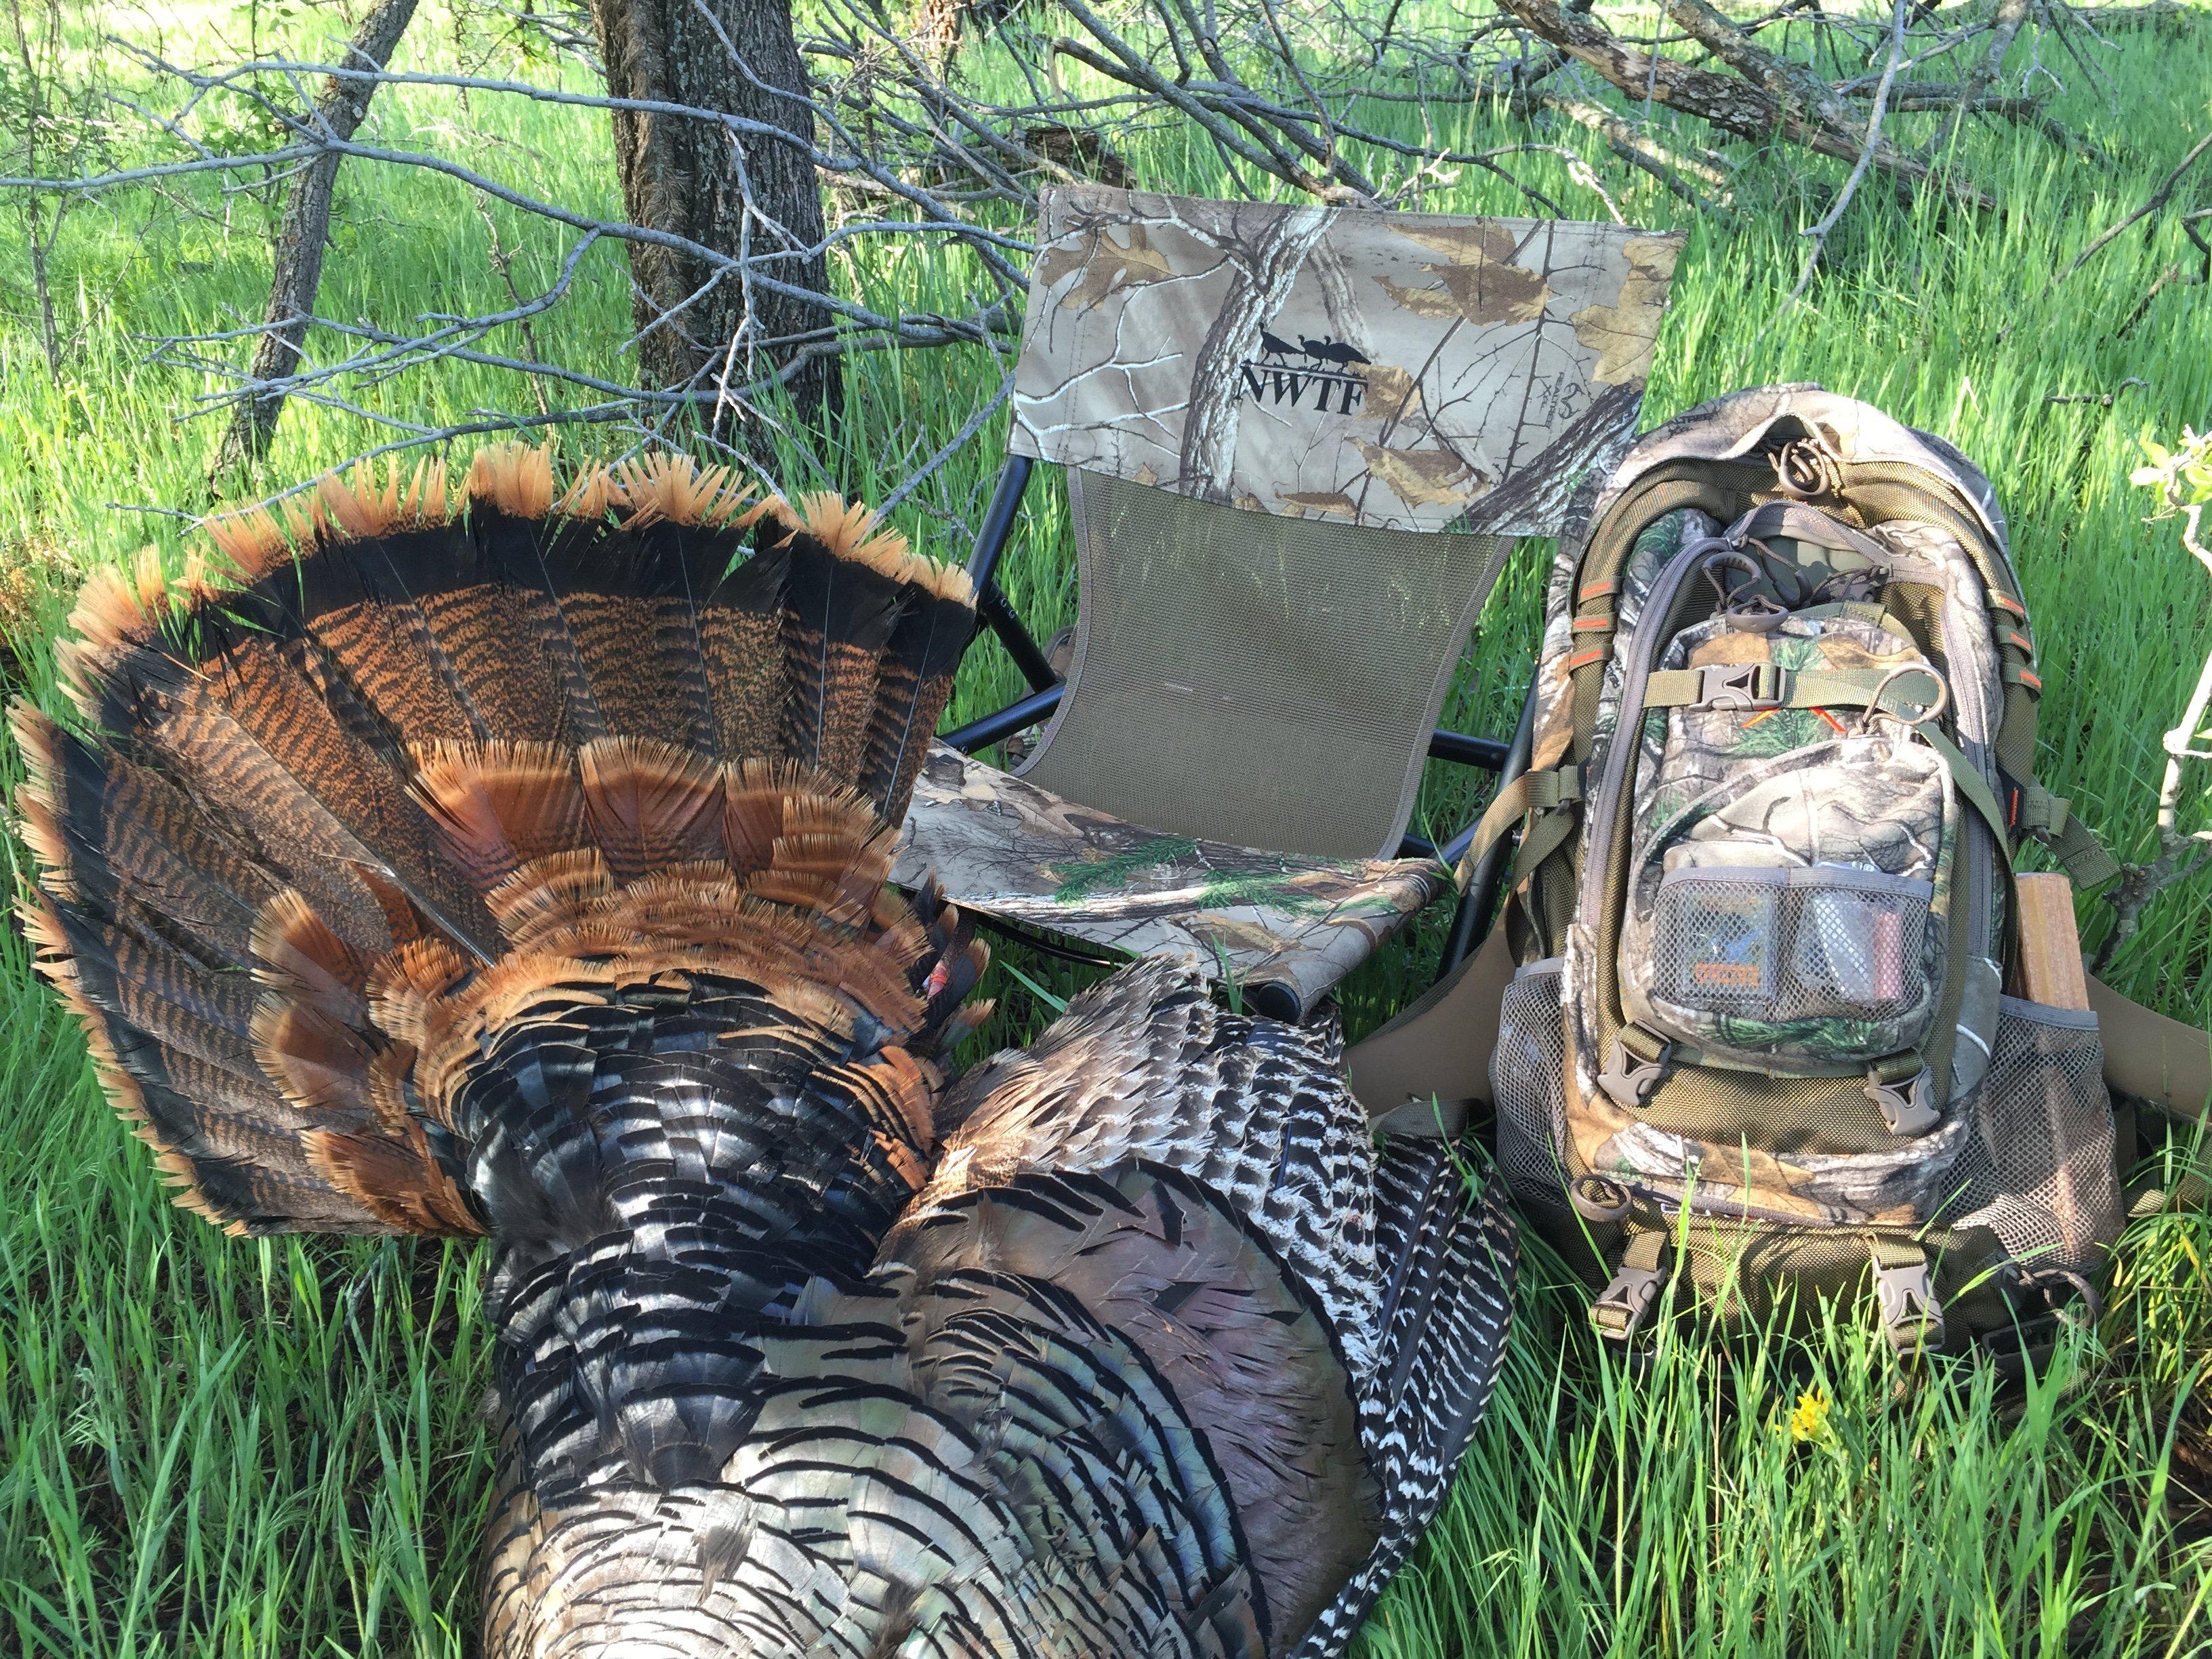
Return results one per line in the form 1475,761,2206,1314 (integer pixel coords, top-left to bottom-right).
2029,127,2212,305
1765,0,1910,335
1489,0,1995,212
2099,432,2212,970
0,0,2102,502
210,0,419,478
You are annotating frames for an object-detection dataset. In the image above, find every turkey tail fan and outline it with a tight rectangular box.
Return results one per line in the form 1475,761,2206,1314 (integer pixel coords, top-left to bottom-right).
12,445,983,1239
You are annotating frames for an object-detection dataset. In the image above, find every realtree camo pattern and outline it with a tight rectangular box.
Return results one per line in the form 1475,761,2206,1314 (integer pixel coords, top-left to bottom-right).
892,743,1444,1014
1010,186,1683,536
1501,386,2120,1255
1565,1089,1970,1225
1618,611,1954,1065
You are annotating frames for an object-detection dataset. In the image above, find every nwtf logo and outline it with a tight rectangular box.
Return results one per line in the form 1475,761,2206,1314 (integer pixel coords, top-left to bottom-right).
1240,332,1371,415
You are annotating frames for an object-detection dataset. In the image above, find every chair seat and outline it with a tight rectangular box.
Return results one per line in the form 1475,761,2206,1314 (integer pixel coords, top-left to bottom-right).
893,743,1450,1018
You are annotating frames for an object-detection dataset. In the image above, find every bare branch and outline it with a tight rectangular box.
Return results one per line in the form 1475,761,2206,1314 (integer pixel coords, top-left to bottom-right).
1763,0,1910,336
210,0,419,476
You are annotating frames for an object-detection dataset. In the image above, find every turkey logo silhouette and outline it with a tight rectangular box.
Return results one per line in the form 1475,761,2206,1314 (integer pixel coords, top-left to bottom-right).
1242,331,1374,415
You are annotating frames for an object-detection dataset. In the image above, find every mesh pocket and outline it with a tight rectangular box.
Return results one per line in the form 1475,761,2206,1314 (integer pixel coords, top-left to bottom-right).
1653,869,1779,1015
1492,961,1570,1205
1647,865,1933,1060
1780,879,1927,1023
1945,998,2122,1275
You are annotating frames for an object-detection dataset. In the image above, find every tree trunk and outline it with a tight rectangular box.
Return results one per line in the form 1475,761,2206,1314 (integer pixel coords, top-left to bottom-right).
1176,206,1332,498
212,0,420,478
586,0,837,422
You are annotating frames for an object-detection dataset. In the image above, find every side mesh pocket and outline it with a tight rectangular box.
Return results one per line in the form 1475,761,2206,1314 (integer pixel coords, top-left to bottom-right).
1946,997,2123,1275
1492,960,1570,1208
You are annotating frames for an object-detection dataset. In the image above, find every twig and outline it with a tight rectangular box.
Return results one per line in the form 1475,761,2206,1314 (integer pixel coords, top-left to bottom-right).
1761,0,1910,338
2001,127,2212,341
2043,377,2148,406
2100,436,2212,968
210,0,420,476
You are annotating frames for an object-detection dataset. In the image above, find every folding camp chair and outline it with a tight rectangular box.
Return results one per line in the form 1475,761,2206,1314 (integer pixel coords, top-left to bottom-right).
891,186,1682,1022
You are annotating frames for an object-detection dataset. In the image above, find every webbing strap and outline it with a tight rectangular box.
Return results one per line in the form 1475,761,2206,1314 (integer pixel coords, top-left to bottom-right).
1507,802,1580,894
2085,972,2210,1125
1644,662,1943,716
1456,764,1582,882
2014,781,2122,888
1918,728,2017,876
1732,499,1892,562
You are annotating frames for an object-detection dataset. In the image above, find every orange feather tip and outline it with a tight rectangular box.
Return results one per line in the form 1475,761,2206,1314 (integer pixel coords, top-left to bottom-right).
484,846,616,946
607,452,766,531
766,493,977,607
54,548,175,710
365,937,472,1049
200,504,294,579
249,996,377,1117
316,455,459,539
407,739,588,890
554,462,618,522
577,735,726,878
16,890,76,970
28,924,226,1223
248,889,373,1021
367,1044,417,1128
468,443,556,520
302,1119,479,1236
8,704,70,886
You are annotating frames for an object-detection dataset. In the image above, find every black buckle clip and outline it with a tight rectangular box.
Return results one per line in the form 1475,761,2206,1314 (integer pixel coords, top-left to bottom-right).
1699,661,1786,710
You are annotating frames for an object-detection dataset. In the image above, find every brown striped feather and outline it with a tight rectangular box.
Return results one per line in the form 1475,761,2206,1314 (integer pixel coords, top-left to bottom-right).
16,442,980,1257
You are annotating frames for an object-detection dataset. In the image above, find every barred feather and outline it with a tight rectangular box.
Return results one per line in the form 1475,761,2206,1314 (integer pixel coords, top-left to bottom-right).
12,447,978,1240
478,961,1515,1659
17,448,1507,1659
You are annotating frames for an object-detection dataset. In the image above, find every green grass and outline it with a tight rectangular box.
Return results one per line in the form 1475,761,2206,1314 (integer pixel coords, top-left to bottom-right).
3,2,2211,1654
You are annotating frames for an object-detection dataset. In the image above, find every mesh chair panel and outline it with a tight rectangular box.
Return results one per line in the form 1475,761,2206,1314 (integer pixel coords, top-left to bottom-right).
1020,470,1509,859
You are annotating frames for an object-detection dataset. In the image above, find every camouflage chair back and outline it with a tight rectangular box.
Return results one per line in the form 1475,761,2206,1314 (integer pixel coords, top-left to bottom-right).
895,186,1683,1019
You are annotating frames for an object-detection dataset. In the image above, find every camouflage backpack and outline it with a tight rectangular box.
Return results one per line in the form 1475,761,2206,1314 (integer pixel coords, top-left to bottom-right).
1475,384,2127,1361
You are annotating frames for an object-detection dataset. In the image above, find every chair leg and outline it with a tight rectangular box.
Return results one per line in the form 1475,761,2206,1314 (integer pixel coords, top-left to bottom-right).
1437,677,1538,979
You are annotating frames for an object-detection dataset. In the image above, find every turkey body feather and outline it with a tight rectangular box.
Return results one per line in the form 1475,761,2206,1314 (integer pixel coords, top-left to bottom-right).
13,449,1515,1659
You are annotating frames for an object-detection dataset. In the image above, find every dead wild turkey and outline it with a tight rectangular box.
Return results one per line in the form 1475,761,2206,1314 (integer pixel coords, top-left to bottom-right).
12,447,1517,1658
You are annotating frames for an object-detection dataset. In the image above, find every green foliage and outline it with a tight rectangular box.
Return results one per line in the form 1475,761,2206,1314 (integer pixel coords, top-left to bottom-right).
1,3,2210,1656
2136,428,2212,516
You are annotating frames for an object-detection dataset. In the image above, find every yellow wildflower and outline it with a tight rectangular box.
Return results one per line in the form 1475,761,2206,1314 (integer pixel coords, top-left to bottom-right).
1782,1386,1835,1447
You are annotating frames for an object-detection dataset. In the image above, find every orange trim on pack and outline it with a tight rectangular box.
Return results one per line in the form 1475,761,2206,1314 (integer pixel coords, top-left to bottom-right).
1571,616,1613,634
1578,577,1620,602
1567,646,1612,673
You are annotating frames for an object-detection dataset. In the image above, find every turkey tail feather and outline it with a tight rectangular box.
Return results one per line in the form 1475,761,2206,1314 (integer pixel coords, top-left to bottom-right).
1292,1141,1518,1659
13,446,978,1238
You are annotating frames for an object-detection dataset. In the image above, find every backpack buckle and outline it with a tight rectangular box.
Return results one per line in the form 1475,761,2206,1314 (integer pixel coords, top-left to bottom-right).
1698,661,1785,710
1597,1036,1671,1107
1591,1263,1664,1343
1866,1068,1940,1136
1875,1261,1945,1357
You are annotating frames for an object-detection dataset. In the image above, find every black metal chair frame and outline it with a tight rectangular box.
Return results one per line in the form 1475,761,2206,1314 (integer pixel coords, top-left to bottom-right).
939,456,1538,983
